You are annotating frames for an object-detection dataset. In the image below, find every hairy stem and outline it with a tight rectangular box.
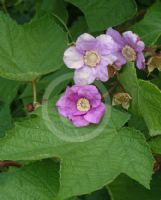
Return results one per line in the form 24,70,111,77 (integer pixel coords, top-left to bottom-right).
2,1,8,15
32,80,37,106
52,13,73,43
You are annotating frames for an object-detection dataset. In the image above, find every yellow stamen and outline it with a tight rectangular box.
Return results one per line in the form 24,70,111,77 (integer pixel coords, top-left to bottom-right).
122,45,136,61
77,98,90,112
84,51,100,67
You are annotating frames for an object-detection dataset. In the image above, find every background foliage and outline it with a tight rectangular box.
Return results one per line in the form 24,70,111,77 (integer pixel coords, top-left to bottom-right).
0,0,161,199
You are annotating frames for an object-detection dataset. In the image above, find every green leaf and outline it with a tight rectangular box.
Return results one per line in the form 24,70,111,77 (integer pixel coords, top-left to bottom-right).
36,0,68,23
0,99,154,198
131,2,161,45
149,136,161,154
0,159,59,200
150,72,161,90
108,173,161,200
137,0,154,6
0,12,67,81
65,0,137,32
0,77,20,136
84,188,110,200
58,127,153,199
0,77,20,104
70,16,88,40
0,102,129,160
67,198,80,200
118,63,161,136
157,35,161,45
0,105,12,137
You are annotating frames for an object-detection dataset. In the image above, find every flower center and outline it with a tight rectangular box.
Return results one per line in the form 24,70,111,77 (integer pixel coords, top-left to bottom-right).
121,45,136,61
77,98,90,112
84,51,100,67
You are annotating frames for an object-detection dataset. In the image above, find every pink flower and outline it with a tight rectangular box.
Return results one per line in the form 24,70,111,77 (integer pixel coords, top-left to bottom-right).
106,28,145,69
56,85,106,127
63,33,118,85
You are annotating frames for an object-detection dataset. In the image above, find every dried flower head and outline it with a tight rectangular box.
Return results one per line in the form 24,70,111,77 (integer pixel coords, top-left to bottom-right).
112,92,132,110
147,55,161,73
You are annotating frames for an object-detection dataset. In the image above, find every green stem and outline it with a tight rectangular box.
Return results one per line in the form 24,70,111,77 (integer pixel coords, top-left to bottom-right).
2,1,8,15
32,80,37,106
52,13,73,43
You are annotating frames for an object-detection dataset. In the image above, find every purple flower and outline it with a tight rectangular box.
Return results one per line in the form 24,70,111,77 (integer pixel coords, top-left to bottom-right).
56,85,106,127
106,28,145,69
63,33,118,85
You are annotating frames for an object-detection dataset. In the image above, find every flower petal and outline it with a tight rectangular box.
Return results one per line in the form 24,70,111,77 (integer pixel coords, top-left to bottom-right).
95,64,108,82
135,41,145,52
113,52,127,67
123,31,138,48
71,115,90,127
94,55,117,82
56,89,79,117
101,54,117,65
84,103,106,124
56,95,68,117
74,66,96,85
56,95,66,107
65,87,79,103
136,52,145,69
76,33,97,53
96,34,119,54
63,46,84,69
78,85,101,104
106,27,124,47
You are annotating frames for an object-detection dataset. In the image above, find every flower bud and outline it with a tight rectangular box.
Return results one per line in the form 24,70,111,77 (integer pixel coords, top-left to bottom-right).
112,92,132,110
147,55,161,73
26,103,34,112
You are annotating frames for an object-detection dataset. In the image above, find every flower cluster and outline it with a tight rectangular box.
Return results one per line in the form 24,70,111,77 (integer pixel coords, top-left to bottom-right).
64,28,145,85
56,28,145,127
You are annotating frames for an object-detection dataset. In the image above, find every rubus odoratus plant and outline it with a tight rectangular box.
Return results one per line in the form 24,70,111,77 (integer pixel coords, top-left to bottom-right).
0,0,161,200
